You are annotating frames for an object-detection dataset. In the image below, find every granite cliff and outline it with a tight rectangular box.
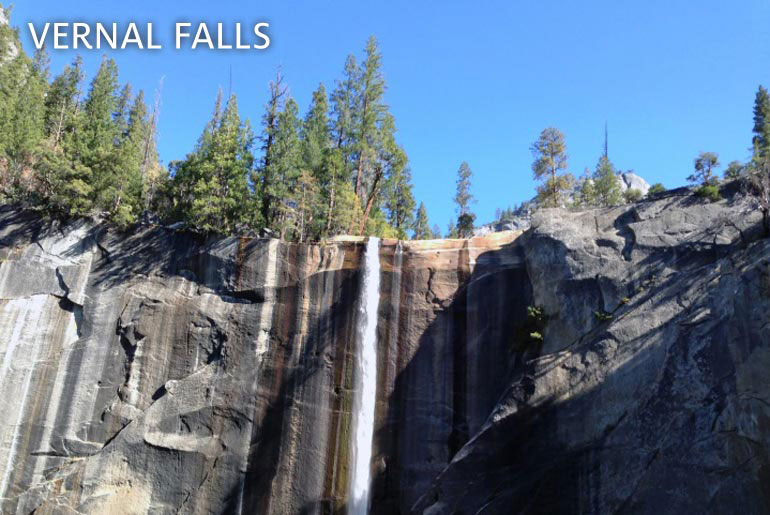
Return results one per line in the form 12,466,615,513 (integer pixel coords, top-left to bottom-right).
1,186,769,514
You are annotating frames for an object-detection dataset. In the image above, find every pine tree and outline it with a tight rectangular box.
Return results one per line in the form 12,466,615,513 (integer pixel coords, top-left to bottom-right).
591,156,622,207
531,127,570,207
294,168,320,242
689,151,721,202
413,202,432,239
302,84,330,176
328,57,361,235
689,152,720,186
385,165,415,239
256,69,288,228
453,162,476,237
78,57,120,158
724,160,744,180
172,93,254,232
276,98,302,237
446,219,459,238
331,55,359,161
454,162,474,216
753,85,770,161
300,84,331,239
349,37,406,235
0,21,47,197
43,56,84,148
431,224,442,239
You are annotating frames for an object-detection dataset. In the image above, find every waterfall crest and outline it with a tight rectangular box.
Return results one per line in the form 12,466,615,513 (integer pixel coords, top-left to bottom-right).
349,237,381,515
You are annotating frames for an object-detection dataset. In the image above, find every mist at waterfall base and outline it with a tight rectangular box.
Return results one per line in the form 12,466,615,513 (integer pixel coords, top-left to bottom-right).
349,238,381,515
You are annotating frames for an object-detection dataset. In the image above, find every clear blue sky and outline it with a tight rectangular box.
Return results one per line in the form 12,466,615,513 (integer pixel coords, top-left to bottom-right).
8,0,770,228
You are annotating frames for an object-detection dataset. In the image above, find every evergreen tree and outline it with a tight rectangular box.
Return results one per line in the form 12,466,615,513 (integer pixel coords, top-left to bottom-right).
590,156,622,207
689,151,721,202
77,57,120,159
256,69,288,228
172,93,254,232
385,165,415,239
753,85,770,161
328,57,361,234
453,162,476,237
454,161,474,216
688,152,720,186
724,160,744,180
446,219,459,238
271,97,302,237
331,56,359,161
577,168,595,207
349,37,406,235
531,127,570,207
301,84,331,177
300,83,331,239
414,202,432,239
294,168,320,242
457,214,474,238
43,56,84,148
0,25,47,197
431,224,442,239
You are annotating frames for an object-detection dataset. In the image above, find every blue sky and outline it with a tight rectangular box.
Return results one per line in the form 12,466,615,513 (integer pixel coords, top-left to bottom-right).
8,0,770,228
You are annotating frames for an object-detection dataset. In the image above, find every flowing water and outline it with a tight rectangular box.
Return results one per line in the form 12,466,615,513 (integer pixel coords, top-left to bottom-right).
349,237,381,515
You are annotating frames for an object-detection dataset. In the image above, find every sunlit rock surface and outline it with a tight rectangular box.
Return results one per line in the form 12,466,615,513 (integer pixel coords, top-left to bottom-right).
1,186,770,514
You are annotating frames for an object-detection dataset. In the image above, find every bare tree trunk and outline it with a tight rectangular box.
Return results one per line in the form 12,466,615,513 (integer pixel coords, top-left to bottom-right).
325,179,335,236
356,171,382,235
54,102,66,148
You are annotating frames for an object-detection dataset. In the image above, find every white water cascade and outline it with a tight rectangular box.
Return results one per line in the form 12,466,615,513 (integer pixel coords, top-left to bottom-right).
349,237,381,515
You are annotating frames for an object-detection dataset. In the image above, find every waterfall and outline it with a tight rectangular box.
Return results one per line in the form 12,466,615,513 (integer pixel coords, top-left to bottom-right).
349,237,381,515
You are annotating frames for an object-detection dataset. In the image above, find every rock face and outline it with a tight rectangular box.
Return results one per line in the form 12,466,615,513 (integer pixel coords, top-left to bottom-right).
619,171,651,195
1,187,770,514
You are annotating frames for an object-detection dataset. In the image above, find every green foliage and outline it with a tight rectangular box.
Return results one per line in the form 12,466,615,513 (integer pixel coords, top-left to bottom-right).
452,162,476,237
385,165,415,239
347,36,409,235
688,151,720,187
647,183,666,197
446,219,459,239
454,162,474,216
529,332,543,343
579,156,622,207
522,305,547,347
695,184,721,202
171,94,254,232
0,22,412,240
531,127,569,207
753,85,770,161
527,305,545,321
688,152,721,202
457,212,476,238
593,310,613,322
724,160,744,180
536,174,573,207
744,157,770,237
413,202,432,240
623,188,643,203
0,32,47,175
0,8,163,225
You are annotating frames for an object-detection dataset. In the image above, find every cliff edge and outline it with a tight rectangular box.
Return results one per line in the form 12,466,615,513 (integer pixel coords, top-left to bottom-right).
1,187,769,514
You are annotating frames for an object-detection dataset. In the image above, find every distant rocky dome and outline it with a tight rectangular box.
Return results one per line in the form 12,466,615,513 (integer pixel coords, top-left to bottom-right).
474,171,651,236
618,171,651,195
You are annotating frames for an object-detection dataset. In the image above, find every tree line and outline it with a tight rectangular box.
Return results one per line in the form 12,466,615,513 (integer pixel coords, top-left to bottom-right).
3,4,770,241
0,7,441,241
488,83,770,221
